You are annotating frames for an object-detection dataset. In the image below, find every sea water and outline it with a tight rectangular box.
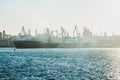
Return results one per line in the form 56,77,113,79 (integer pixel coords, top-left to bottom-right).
0,48,120,80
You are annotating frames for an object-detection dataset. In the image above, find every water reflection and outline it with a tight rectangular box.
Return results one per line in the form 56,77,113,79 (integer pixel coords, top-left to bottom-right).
0,48,120,79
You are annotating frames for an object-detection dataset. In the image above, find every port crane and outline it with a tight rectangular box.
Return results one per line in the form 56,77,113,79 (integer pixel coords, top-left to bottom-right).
73,25,80,37
61,27,66,38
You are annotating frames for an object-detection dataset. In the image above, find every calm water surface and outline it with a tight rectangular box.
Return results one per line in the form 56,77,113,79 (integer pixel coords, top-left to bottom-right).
0,48,120,80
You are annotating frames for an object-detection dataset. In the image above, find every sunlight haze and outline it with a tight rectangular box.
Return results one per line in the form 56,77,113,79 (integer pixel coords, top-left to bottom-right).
0,0,120,35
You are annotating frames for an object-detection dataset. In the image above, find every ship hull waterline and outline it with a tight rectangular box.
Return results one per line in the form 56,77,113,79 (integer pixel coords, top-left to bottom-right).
13,41,82,48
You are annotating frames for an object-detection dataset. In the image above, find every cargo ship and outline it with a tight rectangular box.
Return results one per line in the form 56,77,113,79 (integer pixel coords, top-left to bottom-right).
14,26,82,48
14,35,82,48
14,26,120,48
13,41,82,48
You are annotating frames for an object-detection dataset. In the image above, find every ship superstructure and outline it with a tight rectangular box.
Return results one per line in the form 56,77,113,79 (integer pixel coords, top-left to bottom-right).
14,26,81,48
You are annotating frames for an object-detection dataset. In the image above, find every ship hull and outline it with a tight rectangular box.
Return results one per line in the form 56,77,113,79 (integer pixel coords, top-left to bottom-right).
13,41,82,48
13,41,62,48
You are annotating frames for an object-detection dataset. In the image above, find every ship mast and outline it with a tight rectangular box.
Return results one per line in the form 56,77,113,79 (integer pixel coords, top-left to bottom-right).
21,26,26,35
28,29,31,35
46,27,51,42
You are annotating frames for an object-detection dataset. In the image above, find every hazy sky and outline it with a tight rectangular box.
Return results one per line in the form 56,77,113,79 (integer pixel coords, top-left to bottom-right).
0,0,120,35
